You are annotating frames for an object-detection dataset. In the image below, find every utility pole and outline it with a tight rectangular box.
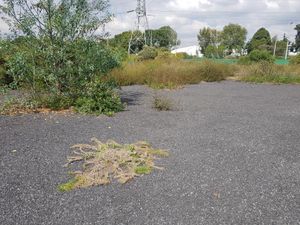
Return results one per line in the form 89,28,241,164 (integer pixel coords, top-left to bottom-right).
128,0,149,54
285,40,289,60
273,38,277,57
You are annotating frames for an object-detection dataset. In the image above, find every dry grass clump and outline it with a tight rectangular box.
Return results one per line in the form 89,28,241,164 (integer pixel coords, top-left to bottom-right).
110,58,234,89
58,138,169,191
153,95,174,111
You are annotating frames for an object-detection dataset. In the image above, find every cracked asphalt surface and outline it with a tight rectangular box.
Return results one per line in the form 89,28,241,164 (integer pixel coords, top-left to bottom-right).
0,81,299,225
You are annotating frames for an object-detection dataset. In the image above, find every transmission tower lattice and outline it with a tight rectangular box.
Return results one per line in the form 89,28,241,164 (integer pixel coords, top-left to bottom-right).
128,0,149,54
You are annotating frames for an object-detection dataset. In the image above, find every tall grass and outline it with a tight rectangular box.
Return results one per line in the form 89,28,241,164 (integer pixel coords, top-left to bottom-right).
109,59,235,88
237,62,300,84
110,58,300,87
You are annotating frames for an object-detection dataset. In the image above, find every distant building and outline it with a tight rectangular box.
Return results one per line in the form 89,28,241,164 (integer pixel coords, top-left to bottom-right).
171,45,203,57
289,51,299,56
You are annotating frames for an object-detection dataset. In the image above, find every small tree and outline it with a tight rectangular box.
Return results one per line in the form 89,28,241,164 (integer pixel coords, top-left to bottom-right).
248,28,272,53
110,31,144,53
221,23,247,54
0,0,111,41
197,27,221,54
147,26,179,49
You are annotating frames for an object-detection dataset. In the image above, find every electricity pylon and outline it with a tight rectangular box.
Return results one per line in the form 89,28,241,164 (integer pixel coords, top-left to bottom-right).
128,0,149,54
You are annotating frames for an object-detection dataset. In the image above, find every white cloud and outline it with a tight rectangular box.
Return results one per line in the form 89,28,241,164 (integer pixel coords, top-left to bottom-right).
265,0,279,8
168,0,212,10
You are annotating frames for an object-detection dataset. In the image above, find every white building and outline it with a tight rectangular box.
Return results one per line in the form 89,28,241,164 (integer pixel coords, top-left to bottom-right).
171,45,203,57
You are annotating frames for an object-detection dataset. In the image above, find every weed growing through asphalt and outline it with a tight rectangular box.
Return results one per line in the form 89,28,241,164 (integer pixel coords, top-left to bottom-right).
153,95,174,111
58,138,169,191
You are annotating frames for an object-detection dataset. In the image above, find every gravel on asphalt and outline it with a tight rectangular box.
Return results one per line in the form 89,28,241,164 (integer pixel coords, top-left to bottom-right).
0,81,299,225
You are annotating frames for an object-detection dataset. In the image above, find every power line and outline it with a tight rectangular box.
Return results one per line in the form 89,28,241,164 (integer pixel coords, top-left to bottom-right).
128,0,150,54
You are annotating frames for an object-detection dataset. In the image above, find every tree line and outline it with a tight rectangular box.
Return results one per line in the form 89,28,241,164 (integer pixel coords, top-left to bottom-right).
109,26,179,53
198,24,300,58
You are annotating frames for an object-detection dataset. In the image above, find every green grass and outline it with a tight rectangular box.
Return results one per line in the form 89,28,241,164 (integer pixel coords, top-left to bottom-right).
135,166,152,175
58,178,79,192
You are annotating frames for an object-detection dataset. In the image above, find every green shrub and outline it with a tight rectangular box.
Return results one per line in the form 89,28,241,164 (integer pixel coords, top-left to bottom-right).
39,94,74,110
238,50,275,65
137,46,158,61
248,50,275,63
0,66,7,85
4,39,123,115
0,41,13,86
75,80,124,116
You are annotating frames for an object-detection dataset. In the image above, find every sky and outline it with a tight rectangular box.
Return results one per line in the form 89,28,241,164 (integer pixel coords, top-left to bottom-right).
0,0,298,47
107,0,300,47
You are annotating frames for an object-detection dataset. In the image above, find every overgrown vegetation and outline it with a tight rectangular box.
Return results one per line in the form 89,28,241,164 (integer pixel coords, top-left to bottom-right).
58,138,169,191
0,0,124,115
238,50,275,64
236,62,300,84
110,58,234,88
290,55,300,65
137,46,158,61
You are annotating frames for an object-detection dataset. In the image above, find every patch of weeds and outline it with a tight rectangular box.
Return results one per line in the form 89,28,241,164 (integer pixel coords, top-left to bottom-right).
0,97,40,115
153,95,174,111
58,178,78,192
59,139,169,191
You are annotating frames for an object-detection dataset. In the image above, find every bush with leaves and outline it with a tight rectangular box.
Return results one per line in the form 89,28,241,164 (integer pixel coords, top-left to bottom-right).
0,40,13,86
137,46,158,61
0,0,124,114
238,50,275,65
248,50,275,63
75,80,124,116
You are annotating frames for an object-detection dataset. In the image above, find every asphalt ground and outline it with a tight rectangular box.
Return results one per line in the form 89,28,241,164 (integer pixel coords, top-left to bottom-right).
0,81,299,225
